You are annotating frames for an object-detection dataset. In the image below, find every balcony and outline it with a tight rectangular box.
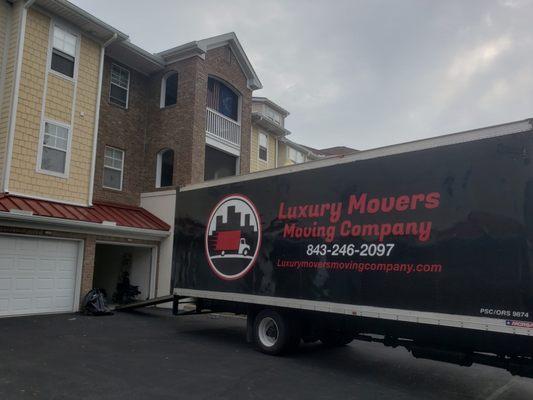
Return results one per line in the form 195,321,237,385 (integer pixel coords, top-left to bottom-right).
205,107,241,154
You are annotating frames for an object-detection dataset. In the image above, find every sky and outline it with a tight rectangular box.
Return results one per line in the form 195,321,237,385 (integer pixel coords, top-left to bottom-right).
71,0,533,151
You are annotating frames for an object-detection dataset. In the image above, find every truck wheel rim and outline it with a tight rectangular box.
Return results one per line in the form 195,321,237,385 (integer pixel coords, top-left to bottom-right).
258,317,279,347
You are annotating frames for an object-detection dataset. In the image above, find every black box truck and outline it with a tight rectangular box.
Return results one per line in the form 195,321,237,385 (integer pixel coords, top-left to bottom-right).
172,119,533,377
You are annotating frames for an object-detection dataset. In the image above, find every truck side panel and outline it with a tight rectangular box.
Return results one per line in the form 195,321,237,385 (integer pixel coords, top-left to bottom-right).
173,131,533,339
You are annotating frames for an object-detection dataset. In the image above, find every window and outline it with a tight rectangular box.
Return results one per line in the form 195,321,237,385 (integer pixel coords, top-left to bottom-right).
109,64,130,108
51,26,77,78
207,77,239,121
266,108,281,125
161,72,178,108
39,121,69,175
156,149,174,187
288,147,304,164
259,133,268,162
103,146,124,190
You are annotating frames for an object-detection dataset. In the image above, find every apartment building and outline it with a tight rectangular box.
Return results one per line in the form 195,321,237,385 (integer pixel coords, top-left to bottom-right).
250,96,357,172
0,0,262,317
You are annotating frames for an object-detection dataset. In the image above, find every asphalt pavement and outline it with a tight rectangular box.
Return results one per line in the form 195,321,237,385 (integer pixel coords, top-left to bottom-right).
0,308,532,400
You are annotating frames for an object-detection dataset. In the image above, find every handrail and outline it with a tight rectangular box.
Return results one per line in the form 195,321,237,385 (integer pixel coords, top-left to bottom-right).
206,107,241,147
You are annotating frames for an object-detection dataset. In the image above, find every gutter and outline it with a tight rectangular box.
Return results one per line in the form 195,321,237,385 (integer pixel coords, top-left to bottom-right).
120,40,165,68
280,137,317,158
53,0,128,41
0,210,170,240
252,114,291,137
88,32,118,206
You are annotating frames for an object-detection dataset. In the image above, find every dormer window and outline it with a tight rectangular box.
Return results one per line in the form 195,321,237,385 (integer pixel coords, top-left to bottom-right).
207,77,239,121
288,147,304,164
266,108,281,125
51,26,77,78
161,72,178,108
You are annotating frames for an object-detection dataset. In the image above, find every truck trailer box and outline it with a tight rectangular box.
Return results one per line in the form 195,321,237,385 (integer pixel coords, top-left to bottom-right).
172,119,533,376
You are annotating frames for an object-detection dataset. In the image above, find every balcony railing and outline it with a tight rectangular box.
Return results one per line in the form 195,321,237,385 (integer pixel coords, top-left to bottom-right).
206,107,241,148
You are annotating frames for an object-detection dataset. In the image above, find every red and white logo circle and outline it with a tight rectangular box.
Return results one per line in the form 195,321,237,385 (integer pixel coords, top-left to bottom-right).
205,194,262,280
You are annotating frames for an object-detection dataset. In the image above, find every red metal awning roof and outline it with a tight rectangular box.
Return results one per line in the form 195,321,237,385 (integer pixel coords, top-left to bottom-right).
0,195,170,232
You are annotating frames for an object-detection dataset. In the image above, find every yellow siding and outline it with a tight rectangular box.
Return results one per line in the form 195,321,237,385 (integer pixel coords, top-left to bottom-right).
250,125,259,172
277,142,293,166
250,125,277,172
8,8,101,204
0,2,6,62
45,74,74,122
276,142,310,166
0,0,22,189
68,33,100,201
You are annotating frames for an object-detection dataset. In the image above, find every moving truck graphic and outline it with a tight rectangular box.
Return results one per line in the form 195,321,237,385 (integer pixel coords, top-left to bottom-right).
172,118,533,378
214,230,251,256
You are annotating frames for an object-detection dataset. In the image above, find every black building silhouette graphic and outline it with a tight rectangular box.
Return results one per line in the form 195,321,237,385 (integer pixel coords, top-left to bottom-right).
209,205,257,254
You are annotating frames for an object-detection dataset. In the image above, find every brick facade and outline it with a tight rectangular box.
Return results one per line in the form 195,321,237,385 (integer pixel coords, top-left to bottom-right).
93,57,150,206
95,45,253,206
203,46,252,175
143,56,205,191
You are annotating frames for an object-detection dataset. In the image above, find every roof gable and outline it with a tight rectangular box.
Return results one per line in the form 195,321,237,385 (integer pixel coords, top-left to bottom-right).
158,33,262,90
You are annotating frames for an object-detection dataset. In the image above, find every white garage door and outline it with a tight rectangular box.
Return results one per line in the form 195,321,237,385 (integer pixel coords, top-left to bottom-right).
0,235,80,317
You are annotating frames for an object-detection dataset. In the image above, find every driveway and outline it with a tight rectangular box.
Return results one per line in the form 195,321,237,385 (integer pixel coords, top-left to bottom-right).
0,308,532,400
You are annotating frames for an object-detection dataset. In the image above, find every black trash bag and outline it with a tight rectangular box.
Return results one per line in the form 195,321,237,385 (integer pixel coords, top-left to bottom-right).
83,288,113,316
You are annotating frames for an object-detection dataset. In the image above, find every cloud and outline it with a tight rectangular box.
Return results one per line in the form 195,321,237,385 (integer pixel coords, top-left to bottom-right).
71,0,533,150
447,36,512,82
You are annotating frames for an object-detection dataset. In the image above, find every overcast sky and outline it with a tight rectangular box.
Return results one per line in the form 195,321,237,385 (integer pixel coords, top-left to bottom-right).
72,0,533,150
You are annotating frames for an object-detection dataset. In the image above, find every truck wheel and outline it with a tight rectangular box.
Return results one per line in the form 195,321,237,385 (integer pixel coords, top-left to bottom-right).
254,310,291,355
320,331,354,347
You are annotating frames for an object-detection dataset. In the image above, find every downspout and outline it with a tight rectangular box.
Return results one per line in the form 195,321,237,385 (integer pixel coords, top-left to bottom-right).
2,0,36,193
87,33,118,205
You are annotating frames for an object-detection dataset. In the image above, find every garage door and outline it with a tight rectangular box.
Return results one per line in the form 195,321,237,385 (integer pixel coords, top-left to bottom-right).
0,235,80,316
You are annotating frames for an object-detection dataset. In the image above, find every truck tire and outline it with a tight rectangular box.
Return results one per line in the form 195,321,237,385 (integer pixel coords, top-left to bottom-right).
254,310,292,355
320,331,354,347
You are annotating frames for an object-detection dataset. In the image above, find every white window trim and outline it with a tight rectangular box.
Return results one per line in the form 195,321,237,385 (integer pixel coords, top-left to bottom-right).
258,132,268,163
47,22,81,83
36,118,72,179
160,71,178,108
155,149,173,188
109,63,130,109
102,146,124,191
